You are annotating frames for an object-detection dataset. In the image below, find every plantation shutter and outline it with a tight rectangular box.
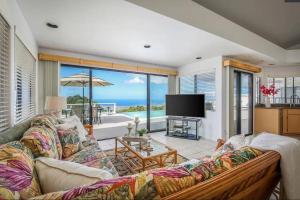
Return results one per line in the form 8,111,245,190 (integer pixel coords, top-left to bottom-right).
15,36,36,123
0,14,10,132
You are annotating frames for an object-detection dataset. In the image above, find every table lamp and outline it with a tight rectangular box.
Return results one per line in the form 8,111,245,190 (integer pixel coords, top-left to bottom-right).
44,96,67,117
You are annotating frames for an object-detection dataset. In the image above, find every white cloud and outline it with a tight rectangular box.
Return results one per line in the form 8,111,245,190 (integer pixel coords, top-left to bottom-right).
126,77,145,84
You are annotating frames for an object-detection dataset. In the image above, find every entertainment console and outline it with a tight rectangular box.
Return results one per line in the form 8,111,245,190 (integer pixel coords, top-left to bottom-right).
166,116,202,140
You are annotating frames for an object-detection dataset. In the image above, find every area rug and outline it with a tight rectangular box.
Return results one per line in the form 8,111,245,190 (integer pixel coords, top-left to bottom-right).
103,149,188,176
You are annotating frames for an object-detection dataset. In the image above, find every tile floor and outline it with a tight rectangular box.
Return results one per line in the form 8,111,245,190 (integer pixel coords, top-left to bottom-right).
98,131,216,160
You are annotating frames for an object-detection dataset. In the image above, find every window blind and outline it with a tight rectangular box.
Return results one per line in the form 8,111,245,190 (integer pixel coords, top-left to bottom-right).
15,36,36,123
0,14,10,132
196,72,216,110
179,75,195,94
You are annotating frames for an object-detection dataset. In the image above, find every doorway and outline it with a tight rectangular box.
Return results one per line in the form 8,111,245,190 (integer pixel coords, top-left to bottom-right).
233,71,253,135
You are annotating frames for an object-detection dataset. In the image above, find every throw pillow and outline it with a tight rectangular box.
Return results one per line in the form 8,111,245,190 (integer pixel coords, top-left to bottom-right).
21,126,60,159
225,135,246,150
35,157,113,194
55,123,76,130
34,114,58,125
62,115,87,142
213,146,263,170
0,143,41,199
31,115,57,132
57,128,81,158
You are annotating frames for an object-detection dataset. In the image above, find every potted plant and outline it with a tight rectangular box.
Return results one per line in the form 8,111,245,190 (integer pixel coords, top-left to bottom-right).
137,128,148,137
259,84,279,108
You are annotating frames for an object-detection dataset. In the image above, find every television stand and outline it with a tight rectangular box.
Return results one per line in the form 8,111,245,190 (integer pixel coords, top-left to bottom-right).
166,116,201,140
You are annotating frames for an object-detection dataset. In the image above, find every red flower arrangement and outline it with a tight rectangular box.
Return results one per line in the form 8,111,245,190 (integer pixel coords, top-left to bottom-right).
260,84,279,96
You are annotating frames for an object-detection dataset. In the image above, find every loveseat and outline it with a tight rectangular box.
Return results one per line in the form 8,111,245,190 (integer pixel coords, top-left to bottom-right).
0,114,281,200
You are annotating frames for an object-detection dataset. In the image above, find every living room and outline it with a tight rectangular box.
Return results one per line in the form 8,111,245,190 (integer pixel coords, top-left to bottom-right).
0,0,300,199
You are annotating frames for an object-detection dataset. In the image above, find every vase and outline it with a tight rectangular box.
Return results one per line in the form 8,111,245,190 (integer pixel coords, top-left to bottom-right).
127,127,133,136
265,96,271,108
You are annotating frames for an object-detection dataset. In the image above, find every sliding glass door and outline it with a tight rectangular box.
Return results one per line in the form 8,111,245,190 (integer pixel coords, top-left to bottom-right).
91,68,147,130
149,75,168,131
233,71,253,135
60,65,168,132
60,66,91,124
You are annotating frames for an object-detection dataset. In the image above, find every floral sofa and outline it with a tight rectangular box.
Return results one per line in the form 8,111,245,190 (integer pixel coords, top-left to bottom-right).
0,114,118,199
0,114,277,200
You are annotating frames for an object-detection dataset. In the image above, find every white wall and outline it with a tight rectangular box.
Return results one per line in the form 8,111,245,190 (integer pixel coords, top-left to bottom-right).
0,0,37,57
0,0,37,125
178,57,225,141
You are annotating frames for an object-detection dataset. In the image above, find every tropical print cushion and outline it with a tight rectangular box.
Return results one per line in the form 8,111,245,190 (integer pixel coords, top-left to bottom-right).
0,143,41,199
57,128,81,158
82,134,98,147
4,141,34,159
213,146,263,170
31,115,57,132
187,160,225,182
186,146,264,184
53,130,63,160
64,143,119,177
142,166,195,198
30,146,264,200
34,114,59,126
31,115,63,159
21,126,60,159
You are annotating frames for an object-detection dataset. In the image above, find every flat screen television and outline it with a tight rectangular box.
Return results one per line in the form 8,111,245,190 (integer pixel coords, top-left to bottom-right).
166,94,205,118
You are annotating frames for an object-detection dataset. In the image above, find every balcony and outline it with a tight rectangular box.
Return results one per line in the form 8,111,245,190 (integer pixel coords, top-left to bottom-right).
63,103,166,140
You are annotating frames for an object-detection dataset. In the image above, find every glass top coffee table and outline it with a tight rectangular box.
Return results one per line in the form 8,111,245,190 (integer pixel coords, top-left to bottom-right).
115,136,177,173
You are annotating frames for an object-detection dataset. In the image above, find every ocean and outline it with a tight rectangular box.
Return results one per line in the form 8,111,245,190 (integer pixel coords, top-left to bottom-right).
94,99,165,106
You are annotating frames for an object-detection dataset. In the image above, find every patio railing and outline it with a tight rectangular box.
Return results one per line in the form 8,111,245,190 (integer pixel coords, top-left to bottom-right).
66,103,116,114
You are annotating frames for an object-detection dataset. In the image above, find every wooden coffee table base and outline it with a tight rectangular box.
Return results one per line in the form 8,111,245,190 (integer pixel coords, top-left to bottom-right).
115,137,177,173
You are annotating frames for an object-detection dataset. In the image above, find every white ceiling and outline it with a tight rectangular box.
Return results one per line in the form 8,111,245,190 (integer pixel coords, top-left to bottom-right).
17,0,274,67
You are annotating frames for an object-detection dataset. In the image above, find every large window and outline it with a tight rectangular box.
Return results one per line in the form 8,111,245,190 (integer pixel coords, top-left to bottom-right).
0,14,10,132
260,77,300,104
15,36,36,123
179,71,216,110
60,65,168,132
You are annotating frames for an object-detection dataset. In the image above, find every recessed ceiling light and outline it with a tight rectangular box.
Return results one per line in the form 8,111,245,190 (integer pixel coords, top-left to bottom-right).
46,22,58,29
196,57,202,60
144,44,151,48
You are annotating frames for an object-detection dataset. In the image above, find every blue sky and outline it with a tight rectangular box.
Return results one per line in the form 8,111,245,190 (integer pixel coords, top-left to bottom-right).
60,65,168,101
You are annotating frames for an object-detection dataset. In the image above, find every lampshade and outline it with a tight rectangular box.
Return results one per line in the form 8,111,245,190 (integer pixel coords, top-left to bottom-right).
44,96,67,111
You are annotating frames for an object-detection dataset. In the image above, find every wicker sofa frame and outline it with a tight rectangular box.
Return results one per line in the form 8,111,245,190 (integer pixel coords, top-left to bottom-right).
163,151,281,200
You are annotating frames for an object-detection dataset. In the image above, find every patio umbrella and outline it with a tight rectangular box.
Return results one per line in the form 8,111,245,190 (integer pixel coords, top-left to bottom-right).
60,73,113,121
